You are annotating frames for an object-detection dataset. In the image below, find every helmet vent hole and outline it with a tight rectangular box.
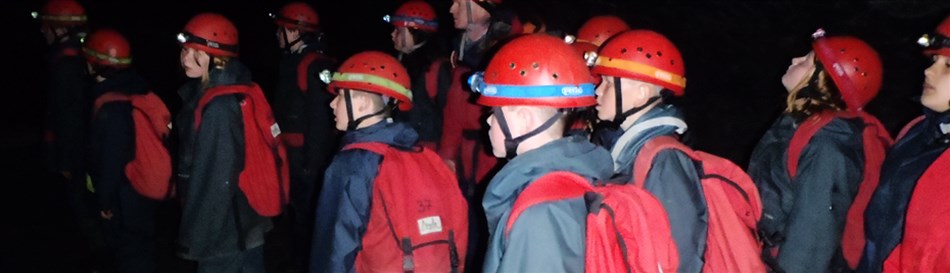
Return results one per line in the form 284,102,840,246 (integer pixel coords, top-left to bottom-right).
657,51,663,57
380,65,386,69
670,60,675,65
852,58,859,62
370,67,376,71
552,73,559,79
532,62,539,69
509,62,516,69
861,72,867,77
854,67,860,72
637,47,643,52
519,70,526,76
621,48,628,54
646,53,652,59
393,73,398,78
840,49,846,53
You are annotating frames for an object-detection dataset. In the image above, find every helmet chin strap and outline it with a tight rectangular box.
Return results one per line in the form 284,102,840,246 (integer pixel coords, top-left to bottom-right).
601,76,661,129
281,28,304,54
493,107,564,159
343,89,395,131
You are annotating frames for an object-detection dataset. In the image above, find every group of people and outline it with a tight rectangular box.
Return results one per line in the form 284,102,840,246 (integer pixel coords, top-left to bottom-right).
37,0,950,272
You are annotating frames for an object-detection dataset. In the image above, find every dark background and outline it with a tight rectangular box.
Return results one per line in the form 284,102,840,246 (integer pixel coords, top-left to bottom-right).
3,0,950,272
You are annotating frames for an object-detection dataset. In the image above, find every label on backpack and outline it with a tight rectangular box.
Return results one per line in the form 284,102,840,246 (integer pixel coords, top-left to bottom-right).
270,123,281,138
417,216,443,235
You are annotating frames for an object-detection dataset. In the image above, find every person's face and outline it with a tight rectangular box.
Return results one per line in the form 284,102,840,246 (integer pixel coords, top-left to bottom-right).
391,27,416,54
449,0,489,29
594,75,618,121
485,107,508,158
782,51,816,92
330,91,350,131
180,46,210,79
276,27,299,49
40,24,57,45
922,54,950,113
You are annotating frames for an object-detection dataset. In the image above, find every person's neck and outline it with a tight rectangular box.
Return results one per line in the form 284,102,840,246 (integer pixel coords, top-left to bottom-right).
354,115,387,130
465,23,489,42
515,131,559,155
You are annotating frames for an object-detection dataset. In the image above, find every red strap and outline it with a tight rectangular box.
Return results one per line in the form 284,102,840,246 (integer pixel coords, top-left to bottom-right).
280,133,305,148
93,92,132,115
633,136,697,187
342,142,392,155
787,111,893,179
425,59,448,100
296,52,325,93
504,171,591,237
194,83,260,129
896,115,926,142
62,48,79,57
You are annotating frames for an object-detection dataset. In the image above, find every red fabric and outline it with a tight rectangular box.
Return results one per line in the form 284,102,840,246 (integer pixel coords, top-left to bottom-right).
344,142,468,273
296,52,329,93
785,111,893,269
424,58,448,101
195,83,290,217
882,148,950,273
895,115,925,141
93,91,172,200
280,133,305,148
633,136,766,273
438,67,497,185
506,171,678,273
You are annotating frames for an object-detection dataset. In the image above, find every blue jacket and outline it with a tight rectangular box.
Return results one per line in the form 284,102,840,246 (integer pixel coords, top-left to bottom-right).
858,110,950,273
599,104,707,273
482,135,613,273
310,120,419,273
749,114,865,273
175,60,272,260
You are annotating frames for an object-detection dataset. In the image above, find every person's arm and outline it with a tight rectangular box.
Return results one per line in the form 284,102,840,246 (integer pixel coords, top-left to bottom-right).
643,149,708,273
778,134,862,273
91,102,134,215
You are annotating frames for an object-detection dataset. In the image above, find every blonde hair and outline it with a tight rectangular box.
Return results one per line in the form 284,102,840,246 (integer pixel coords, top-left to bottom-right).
784,67,845,120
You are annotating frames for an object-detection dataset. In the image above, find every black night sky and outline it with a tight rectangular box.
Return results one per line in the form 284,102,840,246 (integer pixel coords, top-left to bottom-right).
3,0,950,272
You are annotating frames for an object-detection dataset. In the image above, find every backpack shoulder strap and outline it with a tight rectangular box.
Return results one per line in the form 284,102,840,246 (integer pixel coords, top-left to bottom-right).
194,83,261,129
633,135,696,187
896,115,926,142
505,171,592,237
425,58,451,101
93,91,132,116
297,52,331,92
787,111,893,179
786,111,838,179
342,142,393,156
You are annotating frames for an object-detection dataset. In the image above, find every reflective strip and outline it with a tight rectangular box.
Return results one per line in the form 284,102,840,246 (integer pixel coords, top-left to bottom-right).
479,83,595,99
389,15,438,29
82,47,132,65
38,14,87,22
332,72,412,100
595,57,686,88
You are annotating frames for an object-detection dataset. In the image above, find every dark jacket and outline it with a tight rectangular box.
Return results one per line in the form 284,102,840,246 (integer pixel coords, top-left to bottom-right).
394,50,451,148
89,69,150,211
858,110,950,273
600,104,707,273
749,114,866,273
310,120,419,273
481,135,613,273
175,60,272,260
45,35,90,173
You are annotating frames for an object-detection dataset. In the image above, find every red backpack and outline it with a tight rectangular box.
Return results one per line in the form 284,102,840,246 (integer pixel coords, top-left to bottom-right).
784,111,892,269
93,91,173,200
633,136,766,273
343,142,468,273
506,171,679,273
195,83,290,217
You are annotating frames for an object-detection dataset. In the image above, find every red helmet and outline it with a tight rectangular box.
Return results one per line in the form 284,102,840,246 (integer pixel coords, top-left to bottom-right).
591,30,686,96
386,0,438,32
470,34,597,108
919,15,950,57
82,29,131,68
177,13,239,57
812,30,882,111
577,15,630,47
326,51,413,110
272,2,319,32
34,0,86,27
